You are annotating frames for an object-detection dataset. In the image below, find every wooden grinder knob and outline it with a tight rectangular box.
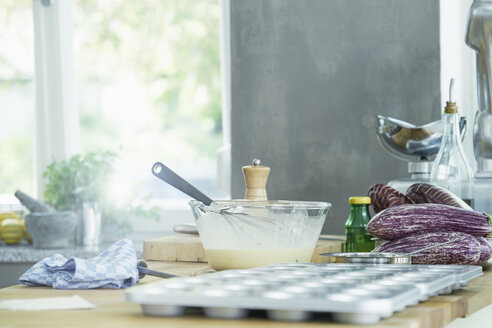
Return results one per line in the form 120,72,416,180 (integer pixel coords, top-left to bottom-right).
242,159,270,200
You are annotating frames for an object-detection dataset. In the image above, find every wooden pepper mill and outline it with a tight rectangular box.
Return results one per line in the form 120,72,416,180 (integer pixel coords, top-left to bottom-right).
242,159,270,200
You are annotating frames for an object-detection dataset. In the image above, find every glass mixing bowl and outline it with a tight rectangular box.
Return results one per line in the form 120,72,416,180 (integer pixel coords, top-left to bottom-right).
189,200,331,270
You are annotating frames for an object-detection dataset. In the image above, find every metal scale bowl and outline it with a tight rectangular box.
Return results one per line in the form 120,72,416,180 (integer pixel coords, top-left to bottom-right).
376,115,467,192
376,115,467,162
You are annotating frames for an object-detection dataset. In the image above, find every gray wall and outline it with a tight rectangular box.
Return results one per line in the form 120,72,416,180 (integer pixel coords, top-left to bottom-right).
230,0,441,234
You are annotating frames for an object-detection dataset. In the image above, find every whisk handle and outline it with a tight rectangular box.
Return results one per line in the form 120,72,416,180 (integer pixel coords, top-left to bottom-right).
152,162,214,206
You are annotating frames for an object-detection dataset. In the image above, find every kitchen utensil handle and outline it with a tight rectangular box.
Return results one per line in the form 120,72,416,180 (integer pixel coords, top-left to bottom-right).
152,162,213,206
173,223,199,235
137,261,178,279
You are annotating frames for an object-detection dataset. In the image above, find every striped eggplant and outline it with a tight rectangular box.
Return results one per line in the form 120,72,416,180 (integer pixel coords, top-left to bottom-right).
367,203,492,240
368,184,414,213
374,231,481,265
477,237,492,263
406,183,473,210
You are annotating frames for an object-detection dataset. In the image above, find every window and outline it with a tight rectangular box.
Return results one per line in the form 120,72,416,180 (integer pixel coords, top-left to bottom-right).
0,1,35,199
0,0,230,239
73,0,224,201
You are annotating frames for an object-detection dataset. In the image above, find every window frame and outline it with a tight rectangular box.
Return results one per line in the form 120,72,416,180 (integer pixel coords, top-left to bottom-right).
31,0,231,239
32,0,79,198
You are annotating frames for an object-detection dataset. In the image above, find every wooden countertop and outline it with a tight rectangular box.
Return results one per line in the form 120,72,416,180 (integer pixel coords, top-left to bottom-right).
1,261,492,328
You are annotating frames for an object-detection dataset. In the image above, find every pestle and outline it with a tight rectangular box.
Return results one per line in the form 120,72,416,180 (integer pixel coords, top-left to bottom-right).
14,190,55,213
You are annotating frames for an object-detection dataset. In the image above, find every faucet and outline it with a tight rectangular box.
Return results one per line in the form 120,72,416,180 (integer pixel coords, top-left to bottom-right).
466,0,492,173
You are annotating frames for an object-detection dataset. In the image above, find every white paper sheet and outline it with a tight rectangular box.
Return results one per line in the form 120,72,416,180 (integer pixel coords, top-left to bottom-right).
0,295,95,311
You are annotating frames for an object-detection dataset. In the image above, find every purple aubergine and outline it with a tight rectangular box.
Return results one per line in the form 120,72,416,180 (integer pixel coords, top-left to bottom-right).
367,203,492,240
374,231,481,265
368,183,414,213
476,237,492,263
406,183,473,210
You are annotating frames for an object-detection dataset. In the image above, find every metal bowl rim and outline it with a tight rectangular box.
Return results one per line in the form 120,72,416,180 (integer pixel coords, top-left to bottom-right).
188,199,332,210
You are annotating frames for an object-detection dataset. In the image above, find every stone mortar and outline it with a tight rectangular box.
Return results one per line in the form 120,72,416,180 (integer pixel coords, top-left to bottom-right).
25,211,77,249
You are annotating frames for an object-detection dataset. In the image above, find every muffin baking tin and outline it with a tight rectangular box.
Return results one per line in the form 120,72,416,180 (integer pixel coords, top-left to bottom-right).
126,263,482,324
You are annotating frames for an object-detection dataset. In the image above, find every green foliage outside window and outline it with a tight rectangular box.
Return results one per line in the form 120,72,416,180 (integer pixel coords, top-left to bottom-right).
0,0,222,198
74,0,222,162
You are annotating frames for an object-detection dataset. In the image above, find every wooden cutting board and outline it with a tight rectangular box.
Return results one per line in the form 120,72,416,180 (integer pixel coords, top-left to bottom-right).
143,234,345,263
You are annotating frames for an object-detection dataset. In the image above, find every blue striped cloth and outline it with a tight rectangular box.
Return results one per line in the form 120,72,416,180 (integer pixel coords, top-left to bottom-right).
19,239,138,289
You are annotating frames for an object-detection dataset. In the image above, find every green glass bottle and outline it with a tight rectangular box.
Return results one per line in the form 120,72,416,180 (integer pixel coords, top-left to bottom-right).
344,196,375,252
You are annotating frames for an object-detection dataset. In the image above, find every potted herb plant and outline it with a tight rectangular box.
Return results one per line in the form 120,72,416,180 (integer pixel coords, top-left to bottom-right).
43,151,160,244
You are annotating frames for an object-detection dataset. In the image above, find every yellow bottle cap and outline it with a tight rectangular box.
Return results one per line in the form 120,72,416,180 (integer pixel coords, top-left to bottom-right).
349,196,371,205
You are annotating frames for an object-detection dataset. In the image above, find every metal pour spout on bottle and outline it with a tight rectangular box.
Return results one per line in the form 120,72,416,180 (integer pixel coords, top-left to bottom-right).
466,0,492,174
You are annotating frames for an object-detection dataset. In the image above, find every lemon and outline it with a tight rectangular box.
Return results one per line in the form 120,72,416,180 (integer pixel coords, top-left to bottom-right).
0,212,19,224
0,218,24,245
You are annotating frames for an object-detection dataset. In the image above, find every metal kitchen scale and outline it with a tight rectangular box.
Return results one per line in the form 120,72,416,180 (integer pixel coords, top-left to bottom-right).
126,262,482,325
378,0,492,207
466,0,492,214
376,115,466,193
